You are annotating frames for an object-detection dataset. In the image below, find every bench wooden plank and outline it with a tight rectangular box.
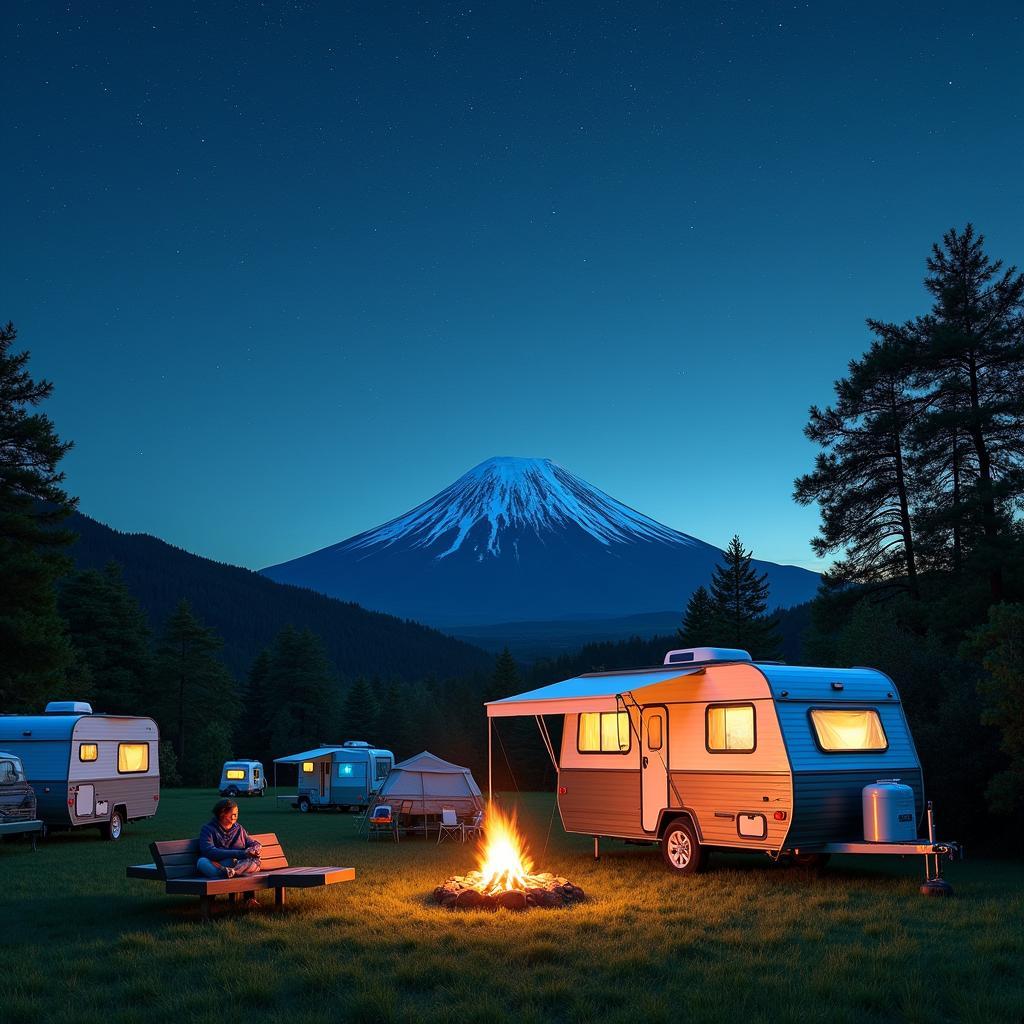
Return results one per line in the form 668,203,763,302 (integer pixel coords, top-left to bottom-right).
126,863,161,880
159,846,285,867
165,874,277,896
268,867,356,887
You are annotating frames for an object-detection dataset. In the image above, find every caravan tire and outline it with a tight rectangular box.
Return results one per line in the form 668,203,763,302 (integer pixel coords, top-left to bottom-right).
660,819,705,875
102,809,124,842
298,797,312,813
226,786,239,798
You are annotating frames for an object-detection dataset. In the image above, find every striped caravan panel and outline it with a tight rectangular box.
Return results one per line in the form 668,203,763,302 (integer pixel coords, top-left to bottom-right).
787,768,924,847
558,768,644,838
670,771,792,849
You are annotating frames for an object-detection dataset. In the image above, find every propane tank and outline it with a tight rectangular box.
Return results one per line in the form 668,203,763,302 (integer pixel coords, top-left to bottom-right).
862,779,916,842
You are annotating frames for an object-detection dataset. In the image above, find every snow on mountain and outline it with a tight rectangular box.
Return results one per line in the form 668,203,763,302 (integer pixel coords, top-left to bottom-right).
261,456,821,626
343,457,695,558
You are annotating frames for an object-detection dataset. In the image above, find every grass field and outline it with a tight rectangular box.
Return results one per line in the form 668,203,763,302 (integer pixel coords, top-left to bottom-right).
3,789,1021,1024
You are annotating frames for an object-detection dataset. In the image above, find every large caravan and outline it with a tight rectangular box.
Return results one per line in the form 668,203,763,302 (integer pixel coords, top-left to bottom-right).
274,741,394,812
0,701,160,841
486,648,959,891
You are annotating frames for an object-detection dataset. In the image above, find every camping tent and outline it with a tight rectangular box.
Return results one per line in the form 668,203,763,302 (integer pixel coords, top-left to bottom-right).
377,751,483,817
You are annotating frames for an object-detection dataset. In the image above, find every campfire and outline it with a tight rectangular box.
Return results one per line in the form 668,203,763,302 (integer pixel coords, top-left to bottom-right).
434,804,585,910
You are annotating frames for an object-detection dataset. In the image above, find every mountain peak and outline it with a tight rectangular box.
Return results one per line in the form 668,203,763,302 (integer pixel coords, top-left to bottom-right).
341,456,694,559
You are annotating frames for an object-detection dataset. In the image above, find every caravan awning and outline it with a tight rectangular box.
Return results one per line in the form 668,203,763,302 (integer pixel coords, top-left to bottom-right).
273,747,340,763
485,667,704,718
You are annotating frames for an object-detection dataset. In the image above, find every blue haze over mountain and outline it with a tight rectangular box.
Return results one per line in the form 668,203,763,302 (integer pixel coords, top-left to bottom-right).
261,458,820,626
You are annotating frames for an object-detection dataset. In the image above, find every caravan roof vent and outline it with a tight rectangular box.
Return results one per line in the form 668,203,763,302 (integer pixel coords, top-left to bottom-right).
44,701,93,714
663,648,752,666
342,740,371,747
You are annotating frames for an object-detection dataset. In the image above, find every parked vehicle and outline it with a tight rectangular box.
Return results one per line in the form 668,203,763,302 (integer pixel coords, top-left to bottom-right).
486,647,960,892
273,741,394,812
0,750,43,844
219,759,266,797
0,701,160,841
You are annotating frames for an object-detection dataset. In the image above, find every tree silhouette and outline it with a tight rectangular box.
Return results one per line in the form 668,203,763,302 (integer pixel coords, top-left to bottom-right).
708,536,780,659
0,322,77,710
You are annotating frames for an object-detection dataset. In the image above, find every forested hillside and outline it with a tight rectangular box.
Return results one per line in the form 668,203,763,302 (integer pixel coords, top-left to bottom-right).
65,511,492,681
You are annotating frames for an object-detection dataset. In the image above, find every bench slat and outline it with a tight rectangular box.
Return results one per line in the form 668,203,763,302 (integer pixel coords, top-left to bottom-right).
162,855,289,880
126,863,162,880
165,874,276,896
159,845,285,867
268,867,355,887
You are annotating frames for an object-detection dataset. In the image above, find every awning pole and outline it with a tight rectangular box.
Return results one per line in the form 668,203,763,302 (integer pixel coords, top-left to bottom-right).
487,716,493,803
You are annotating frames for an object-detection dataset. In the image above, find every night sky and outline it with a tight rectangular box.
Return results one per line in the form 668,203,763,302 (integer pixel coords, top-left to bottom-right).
4,2,1023,573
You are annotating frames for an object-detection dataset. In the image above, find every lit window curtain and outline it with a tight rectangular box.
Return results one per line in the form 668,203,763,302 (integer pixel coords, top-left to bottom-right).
725,707,754,750
707,708,727,749
811,710,887,750
601,713,629,751
118,743,149,772
579,713,601,751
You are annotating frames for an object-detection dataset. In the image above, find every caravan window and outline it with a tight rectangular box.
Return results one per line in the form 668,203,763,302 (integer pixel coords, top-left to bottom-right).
302,762,315,773
809,709,888,752
225,769,246,780
0,758,25,784
577,712,631,754
117,743,149,774
706,704,756,753
79,743,98,762
374,758,391,781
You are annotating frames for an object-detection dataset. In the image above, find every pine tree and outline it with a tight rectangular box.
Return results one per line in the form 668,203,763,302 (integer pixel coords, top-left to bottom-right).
151,600,239,764
913,225,1024,600
59,563,153,714
794,335,922,597
678,585,719,646
340,676,380,742
265,625,336,755
0,322,77,710
375,680,415,760
964,603,1024,814
238,649,273,765
708,536,781,659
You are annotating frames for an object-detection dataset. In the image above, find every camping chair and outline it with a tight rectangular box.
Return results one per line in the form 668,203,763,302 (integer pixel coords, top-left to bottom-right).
437,808,462,844
367,804,398,843
462,810,484,842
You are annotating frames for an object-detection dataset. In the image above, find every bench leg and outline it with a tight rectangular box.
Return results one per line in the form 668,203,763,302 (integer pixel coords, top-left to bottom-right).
200,895,212,922
275,886,286,909
228,893,237,906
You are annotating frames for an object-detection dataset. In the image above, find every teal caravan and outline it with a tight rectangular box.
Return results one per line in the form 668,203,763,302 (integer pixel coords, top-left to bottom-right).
274,741,394,812
486,648,959,892
219,759,266,797
0,701,159,841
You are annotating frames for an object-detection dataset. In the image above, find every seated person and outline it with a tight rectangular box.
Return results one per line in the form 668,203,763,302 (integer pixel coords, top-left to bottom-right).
197,798,263,882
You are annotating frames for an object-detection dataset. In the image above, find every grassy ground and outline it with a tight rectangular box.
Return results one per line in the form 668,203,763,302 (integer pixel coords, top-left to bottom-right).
2,789,1021,1024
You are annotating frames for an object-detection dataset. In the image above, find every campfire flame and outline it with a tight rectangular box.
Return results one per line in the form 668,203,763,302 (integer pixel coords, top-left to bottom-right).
475,804,535,895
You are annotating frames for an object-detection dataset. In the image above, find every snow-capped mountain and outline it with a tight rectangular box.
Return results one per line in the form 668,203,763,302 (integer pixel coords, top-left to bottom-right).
260,457,820,626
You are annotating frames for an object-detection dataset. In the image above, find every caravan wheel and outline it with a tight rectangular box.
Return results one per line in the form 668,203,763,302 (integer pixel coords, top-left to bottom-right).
660,819,705,875
298,797,312,813
102,809,124,842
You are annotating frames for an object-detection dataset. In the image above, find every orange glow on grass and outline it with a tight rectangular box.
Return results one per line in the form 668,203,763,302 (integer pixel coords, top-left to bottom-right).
475,804,534,895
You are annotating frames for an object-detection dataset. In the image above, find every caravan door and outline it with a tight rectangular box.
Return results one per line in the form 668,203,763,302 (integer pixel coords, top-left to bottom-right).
641,707,668,833
319,762,331,803
75,783,95,818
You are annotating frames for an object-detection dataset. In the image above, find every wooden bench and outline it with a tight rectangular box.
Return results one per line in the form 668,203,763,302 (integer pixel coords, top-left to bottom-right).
127,831,354,920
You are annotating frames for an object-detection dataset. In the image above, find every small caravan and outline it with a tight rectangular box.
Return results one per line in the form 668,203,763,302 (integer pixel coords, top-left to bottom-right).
0,701,159,841
274,741,394,812
219,759,266,797
486,648,959,890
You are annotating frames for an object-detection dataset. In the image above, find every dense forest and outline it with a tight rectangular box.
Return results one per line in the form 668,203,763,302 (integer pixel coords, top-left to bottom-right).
2,224,1022,849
